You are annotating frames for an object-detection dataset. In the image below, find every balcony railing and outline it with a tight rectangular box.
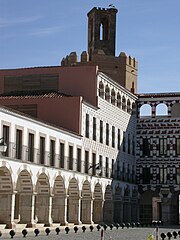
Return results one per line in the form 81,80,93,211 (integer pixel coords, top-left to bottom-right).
2,141,112,179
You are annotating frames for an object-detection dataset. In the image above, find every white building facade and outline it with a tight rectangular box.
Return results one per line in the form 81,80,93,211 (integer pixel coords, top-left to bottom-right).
0,71,138,228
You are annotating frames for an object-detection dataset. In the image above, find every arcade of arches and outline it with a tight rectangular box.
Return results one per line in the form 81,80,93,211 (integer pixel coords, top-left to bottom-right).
0,166,138,228
139,189,180,224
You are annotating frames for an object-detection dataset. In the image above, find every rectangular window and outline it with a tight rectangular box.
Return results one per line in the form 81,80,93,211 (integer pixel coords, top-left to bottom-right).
112,126,115,148
16,129,22,160
99,155,103,177
123,132,126,152
177,168,180,184
92,153,96,176
159,138,167,155
105,157,109,178
93,117,96,141
28,133,34,162
176,138,180,155
69,145,73,170
77,148,81,172
122,162,125,181
106,123,109,146
132,165,135,183
117,129,120,150
85,114,89,138
85,150,89,174
3,125,9,157
128,134,131,154
160,168,167,184
50,139,55,166
132,136,135,155
100,120,103,143
142,167,151,184
60,143,64,168
116,161,120,180
142,138,150,156
111,159,114,178
39,136,45,164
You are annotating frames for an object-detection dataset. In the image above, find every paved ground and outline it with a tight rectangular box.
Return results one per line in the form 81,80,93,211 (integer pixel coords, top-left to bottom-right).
0,225,180,239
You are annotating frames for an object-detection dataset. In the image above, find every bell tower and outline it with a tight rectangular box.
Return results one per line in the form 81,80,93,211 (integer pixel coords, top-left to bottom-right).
87,7,118,59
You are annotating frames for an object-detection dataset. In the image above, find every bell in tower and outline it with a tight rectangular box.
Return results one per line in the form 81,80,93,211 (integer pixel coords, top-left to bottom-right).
87,7,118,60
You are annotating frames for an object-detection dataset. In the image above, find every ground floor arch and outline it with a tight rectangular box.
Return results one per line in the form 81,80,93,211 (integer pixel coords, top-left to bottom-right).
15,170,34,227
103,185,113,223
81,180,93,224
0,166,14,228
67,178,81,224
35,173,51,226
52,175,67,225
140,190,161,223
93,183,103,224
114,186,122,223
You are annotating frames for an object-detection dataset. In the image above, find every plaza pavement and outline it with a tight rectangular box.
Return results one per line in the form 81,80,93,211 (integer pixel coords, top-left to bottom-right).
0,224,180,240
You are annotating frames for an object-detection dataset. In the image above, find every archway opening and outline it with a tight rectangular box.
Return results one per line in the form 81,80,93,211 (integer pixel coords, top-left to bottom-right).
156,103,168,116
0,167,13,227
52,175,66,224
16,170,34,226
113,186,122,223
99,81,104,98
103,185,113,223
35,173,51,225
93,183,103,224
67,178,80,224
140,104,151,117
81,180,92,224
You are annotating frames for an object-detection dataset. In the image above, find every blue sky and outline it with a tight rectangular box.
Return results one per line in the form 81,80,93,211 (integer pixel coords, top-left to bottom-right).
0,0,180,93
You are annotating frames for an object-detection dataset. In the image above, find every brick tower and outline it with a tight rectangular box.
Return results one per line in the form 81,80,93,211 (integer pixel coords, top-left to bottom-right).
87,7,118,59
61,6,138,94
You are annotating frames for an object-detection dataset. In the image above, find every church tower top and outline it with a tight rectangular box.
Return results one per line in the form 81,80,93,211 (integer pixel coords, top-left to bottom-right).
87,7,118,60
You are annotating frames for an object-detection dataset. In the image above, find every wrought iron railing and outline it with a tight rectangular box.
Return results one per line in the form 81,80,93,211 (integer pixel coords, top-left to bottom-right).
2,141,111,179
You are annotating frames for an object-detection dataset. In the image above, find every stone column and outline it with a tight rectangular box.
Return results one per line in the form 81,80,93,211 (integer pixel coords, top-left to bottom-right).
44,194,53,226
62,196,68,225
75,197,82,225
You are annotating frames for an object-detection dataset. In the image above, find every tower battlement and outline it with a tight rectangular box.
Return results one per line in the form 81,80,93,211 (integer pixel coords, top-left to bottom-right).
61,51,137,70
87,7,118,16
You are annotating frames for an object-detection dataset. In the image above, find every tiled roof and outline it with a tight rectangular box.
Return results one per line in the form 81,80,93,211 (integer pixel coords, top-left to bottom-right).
0,90,71,99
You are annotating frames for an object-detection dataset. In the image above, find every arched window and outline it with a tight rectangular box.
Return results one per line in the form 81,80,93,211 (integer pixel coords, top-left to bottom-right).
117,93,121,108
99,81,104,98
111,89,116,105
122,96,126,111
127,99,131,113
140,104,151,117
99,19,108,41
132,102,136,116
156,103,168,116
105,85,110,102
